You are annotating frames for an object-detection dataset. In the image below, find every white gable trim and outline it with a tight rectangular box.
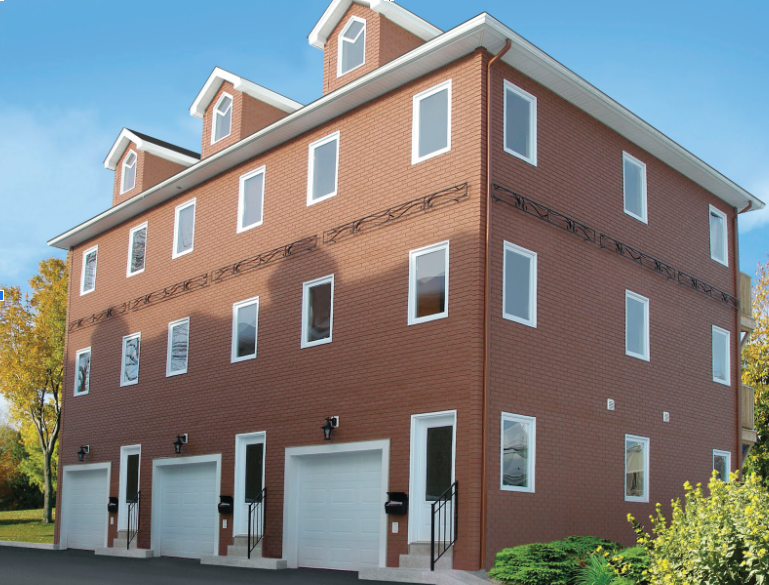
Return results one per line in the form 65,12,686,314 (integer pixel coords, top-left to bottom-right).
104,129,199,171
190,67,303,119
309,0,441,49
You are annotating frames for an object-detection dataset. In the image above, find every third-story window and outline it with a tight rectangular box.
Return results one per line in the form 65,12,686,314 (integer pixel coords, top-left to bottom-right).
712,325,730,385
709,205,728,266
121,150,137,194
625,435,649,502
503,80,537,165
173,199,196,259
302,275,334,348
232,297,259,362
307,132,339,205
625,291,650,361
338,17,366,76
500,412,536,493
212,93,233,144
127,222,147,277
408,241,449,325
503,241,537,328
74,347,91,396
120,333,141,387
623,152,647,223
166,317,190,376
80,246,98,295
412,80,452,164
238,167,265,232
713,449,731,482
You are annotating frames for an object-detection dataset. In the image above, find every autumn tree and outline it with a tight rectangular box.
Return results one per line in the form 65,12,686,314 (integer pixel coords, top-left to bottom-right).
0,258,67,522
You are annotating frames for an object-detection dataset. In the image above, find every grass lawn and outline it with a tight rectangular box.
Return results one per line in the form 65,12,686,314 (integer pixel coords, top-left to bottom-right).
0,509,55,544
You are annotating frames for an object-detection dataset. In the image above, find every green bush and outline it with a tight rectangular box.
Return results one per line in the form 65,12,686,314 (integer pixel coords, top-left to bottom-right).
605,546,649,584
575,552,615,585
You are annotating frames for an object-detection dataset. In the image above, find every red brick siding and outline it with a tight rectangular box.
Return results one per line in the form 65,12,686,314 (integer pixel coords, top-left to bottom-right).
240,94,287,139
112,148,187,207
201,82,241,159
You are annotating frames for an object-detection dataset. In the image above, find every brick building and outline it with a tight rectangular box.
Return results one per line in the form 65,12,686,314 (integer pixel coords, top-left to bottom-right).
48,0,763,576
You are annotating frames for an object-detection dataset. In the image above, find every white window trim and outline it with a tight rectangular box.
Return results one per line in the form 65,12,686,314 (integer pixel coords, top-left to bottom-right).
172,198,196,259
233,431,266,536
411,80,453,165
166,317,190,377
502,241,537,328
231,297,259,363
625,434,650,503
126,222,148,278
500,412,536,493
713,449,731,482
237,166,266,233
120,332,141,387
120,150,138,195
306,131,340,206
301,274,334,349
408,240,450,326
622,152,648,224
80,245,98,296
337,16,366,78
709,205,728,267
625,290,650,362
73,347,91,397
503,80,537,166
712,325,731,386
211,92,233,145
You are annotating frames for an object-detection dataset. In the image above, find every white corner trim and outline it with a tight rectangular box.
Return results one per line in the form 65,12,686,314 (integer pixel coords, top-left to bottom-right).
104,129,199,171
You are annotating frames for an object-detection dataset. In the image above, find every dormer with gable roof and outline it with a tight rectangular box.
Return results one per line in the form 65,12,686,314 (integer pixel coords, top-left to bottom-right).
309,0,441,95
190,68,303,159
104,129,200,207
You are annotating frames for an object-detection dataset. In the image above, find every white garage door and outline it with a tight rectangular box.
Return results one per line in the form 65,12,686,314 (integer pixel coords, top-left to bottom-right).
159,462,217,558
64,468,108,550
297,450,382,570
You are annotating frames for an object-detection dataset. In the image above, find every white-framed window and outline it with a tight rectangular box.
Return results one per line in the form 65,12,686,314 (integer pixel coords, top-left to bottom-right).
120,333,141,387
232,297,259,363
126,222,148,277
709,205,728,266
408,241,449,326
503,80,537,166
625,434,649,502
500,412,536,493
74,347,91,396
412,80,452,164
301,275,334,348
212,93,233,144
307,132,339,206
121,150,137,194
80,245,98,295
623,152,647,223
712,325,730,385
502,241,537,328
166,317,190,377
173,199,196,259
337,16,366,77
625,291,650,361
713,449,731,482
238,167,265,233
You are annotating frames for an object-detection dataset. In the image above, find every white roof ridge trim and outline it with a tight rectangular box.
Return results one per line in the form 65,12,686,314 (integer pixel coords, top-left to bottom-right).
103,128,199,171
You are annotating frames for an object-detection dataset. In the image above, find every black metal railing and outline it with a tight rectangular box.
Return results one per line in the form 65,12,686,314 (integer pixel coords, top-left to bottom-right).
127,491,140,550
247,488,266,559
431,481,458,571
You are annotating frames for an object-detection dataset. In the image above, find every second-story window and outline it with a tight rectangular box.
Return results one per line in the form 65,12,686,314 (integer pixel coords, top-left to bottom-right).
127,222,147,277
212,93,233,144
121,333,141,387
121,150,137,194
238,167,265,233
503,80,537,165
503,241,537,328
74,347,91,396
307,132,339,206
167,317,190,376
338,17,366,76
625,290,650,361
80,245,98,295
173,199,196,259
709,205,728,266
623,152,647,223
712,325,730,385
302,275,334,348
408,241,449,325
412,80,452,164
232,297,259,362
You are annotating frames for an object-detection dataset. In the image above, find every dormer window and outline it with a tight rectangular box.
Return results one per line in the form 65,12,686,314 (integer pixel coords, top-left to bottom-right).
338,17,366,77
212,93,233,144
121,150,137,194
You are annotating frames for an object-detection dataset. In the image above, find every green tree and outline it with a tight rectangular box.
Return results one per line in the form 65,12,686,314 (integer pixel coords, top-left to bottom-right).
0,425,43,510
0,258,67,523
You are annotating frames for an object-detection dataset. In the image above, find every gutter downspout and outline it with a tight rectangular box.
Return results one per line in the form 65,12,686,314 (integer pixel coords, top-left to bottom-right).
733,209,743,475
481,39,511,570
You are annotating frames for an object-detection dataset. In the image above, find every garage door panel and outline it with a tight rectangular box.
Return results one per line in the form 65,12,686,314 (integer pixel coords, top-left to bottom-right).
65,469,108,550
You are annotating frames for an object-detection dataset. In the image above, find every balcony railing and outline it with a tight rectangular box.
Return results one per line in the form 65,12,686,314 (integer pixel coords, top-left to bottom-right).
740,273,756,332
742,385,757,445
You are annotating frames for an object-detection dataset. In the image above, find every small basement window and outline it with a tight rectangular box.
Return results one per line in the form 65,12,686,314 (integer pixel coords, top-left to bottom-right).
232,297,259,363
80,246,98,295
712,325,730,385
166,317,190,376
503,81,537,165
173,199,196,259
74,347,91,396
709,205,728,266
408,241,449,325
212,93,233,144
238,167,265,232
121,333,141,387
302,275,334,348
307,132,339,205
412,81,452,164
500,412,536,493
713,449,731,482
623,152,647,223
121,150,137,194
338,17,366,76
127,222,147,277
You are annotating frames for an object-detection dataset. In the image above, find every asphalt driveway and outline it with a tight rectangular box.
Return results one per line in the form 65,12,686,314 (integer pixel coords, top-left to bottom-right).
0,547,402,585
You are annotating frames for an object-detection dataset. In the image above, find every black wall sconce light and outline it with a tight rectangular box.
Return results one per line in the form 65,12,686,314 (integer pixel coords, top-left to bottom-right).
173,434,189,454
77,445,90,462
321,416,340,441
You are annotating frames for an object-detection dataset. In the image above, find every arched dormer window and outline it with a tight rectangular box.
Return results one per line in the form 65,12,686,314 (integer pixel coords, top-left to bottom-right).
121,150,137,194
212,93,233,144
337,17,366,77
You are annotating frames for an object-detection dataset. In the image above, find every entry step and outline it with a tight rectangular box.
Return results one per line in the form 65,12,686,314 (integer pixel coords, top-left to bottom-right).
359,568,487,585
199,555,287,570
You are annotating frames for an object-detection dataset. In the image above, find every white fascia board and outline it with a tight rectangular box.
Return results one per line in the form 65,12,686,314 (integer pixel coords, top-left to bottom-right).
190,67,302,119
308,0,441,49
104,129,199,170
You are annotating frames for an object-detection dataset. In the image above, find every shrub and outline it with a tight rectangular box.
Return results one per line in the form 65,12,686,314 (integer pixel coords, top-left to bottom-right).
575,552,615,585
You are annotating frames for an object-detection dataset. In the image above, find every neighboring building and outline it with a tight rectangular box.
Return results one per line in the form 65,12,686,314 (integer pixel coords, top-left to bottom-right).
49,0,763,574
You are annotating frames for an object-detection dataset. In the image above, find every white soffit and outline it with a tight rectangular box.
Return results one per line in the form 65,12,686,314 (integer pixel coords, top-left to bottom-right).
309,0,442,49
190,67,303,119
104,129,199,170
